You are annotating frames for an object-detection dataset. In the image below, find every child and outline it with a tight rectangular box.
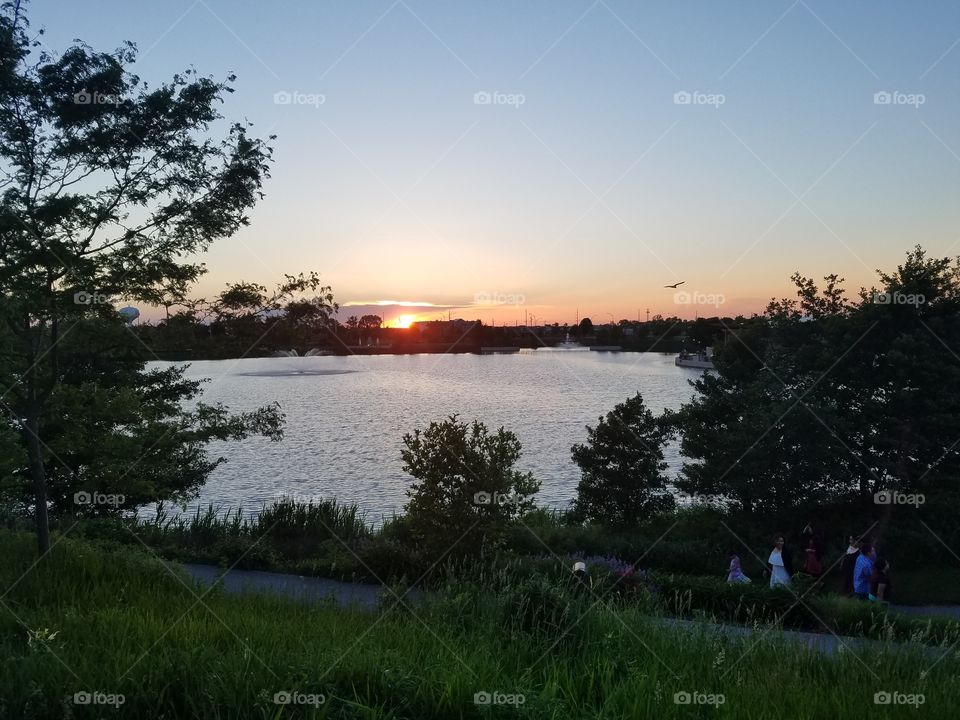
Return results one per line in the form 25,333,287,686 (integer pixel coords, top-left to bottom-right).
727,551,751,583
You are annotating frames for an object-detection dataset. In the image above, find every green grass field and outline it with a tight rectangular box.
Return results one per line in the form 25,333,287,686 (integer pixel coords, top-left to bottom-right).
1,531,958,718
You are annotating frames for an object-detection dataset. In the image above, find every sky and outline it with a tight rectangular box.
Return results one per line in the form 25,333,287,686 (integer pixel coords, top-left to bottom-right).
27,0,960,325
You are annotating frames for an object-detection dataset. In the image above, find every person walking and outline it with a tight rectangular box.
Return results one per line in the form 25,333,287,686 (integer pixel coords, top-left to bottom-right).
570,561,592,596
768,535,793,589
853,543,876,599
870,558,892,602
801,535,823,576
839,535,859,596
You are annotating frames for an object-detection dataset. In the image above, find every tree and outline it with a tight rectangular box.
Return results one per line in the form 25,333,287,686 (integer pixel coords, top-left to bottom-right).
210,272,336,352
577,317,593,334
359,314,382,329
569,393,674,525
400,416,539,557
0,2,282,551
675,246,960,514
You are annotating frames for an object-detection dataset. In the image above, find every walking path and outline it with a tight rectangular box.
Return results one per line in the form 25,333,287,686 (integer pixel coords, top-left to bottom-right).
179,563,423,611
178,563,953,656
890,604,960,620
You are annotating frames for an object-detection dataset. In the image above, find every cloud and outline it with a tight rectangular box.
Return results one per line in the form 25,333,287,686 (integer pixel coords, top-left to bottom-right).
341,300,460,309
338,300,467,321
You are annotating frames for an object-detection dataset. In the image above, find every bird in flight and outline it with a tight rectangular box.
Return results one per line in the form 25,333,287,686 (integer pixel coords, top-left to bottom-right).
663,281,685,289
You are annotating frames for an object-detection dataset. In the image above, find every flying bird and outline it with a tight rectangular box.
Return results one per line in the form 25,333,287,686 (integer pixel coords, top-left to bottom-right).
663,281,685,289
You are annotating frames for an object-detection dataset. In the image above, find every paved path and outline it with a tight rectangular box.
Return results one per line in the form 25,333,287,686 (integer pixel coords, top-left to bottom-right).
891,604,960,620
179,563,422,611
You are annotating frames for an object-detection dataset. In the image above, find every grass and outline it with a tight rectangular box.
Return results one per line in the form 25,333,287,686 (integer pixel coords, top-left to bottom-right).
45,500,960,607
2,530,959,718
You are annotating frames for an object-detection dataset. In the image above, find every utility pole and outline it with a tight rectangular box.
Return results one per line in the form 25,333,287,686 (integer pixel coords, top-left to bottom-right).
646,308,650,322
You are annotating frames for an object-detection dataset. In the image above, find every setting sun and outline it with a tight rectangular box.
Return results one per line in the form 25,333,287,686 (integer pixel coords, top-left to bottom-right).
395,314,416,329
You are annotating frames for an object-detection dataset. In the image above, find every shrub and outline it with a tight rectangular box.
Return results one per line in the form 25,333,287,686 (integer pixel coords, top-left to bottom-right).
650,572,960,645
400,416,539,559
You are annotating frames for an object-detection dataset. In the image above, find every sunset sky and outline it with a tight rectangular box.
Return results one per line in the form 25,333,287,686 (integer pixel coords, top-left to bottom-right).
31,1,960,325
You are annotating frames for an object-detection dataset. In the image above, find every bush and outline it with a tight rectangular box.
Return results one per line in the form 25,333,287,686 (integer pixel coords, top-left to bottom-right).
400,416,539,559
650,572,960,645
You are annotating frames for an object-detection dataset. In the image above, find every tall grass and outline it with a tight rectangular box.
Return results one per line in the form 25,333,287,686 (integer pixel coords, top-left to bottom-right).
144,496,372,544
1,530,957,719
61,497,373,574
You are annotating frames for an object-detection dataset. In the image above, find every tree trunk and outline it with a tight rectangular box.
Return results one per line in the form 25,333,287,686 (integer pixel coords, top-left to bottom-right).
24,411,50,555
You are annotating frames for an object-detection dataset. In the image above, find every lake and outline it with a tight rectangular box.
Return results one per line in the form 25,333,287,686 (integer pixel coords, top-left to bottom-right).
156,351,703,522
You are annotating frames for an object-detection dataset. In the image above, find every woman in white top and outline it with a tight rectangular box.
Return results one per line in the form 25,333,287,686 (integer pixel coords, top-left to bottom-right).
768,535,792,588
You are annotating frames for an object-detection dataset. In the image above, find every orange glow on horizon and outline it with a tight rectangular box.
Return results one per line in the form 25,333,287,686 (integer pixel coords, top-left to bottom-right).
394,314,416,329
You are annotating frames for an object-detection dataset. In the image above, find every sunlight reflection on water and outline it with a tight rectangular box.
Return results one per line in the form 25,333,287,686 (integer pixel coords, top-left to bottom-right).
151,352,701,521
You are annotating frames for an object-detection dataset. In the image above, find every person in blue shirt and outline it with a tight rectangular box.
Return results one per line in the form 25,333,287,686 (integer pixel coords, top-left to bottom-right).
853,543,876,599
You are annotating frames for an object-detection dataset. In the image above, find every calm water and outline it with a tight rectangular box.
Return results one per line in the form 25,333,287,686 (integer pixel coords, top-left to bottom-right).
156,352,703,521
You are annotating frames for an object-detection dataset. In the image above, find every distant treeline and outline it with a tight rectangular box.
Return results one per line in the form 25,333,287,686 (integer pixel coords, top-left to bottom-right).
132,310,735,360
